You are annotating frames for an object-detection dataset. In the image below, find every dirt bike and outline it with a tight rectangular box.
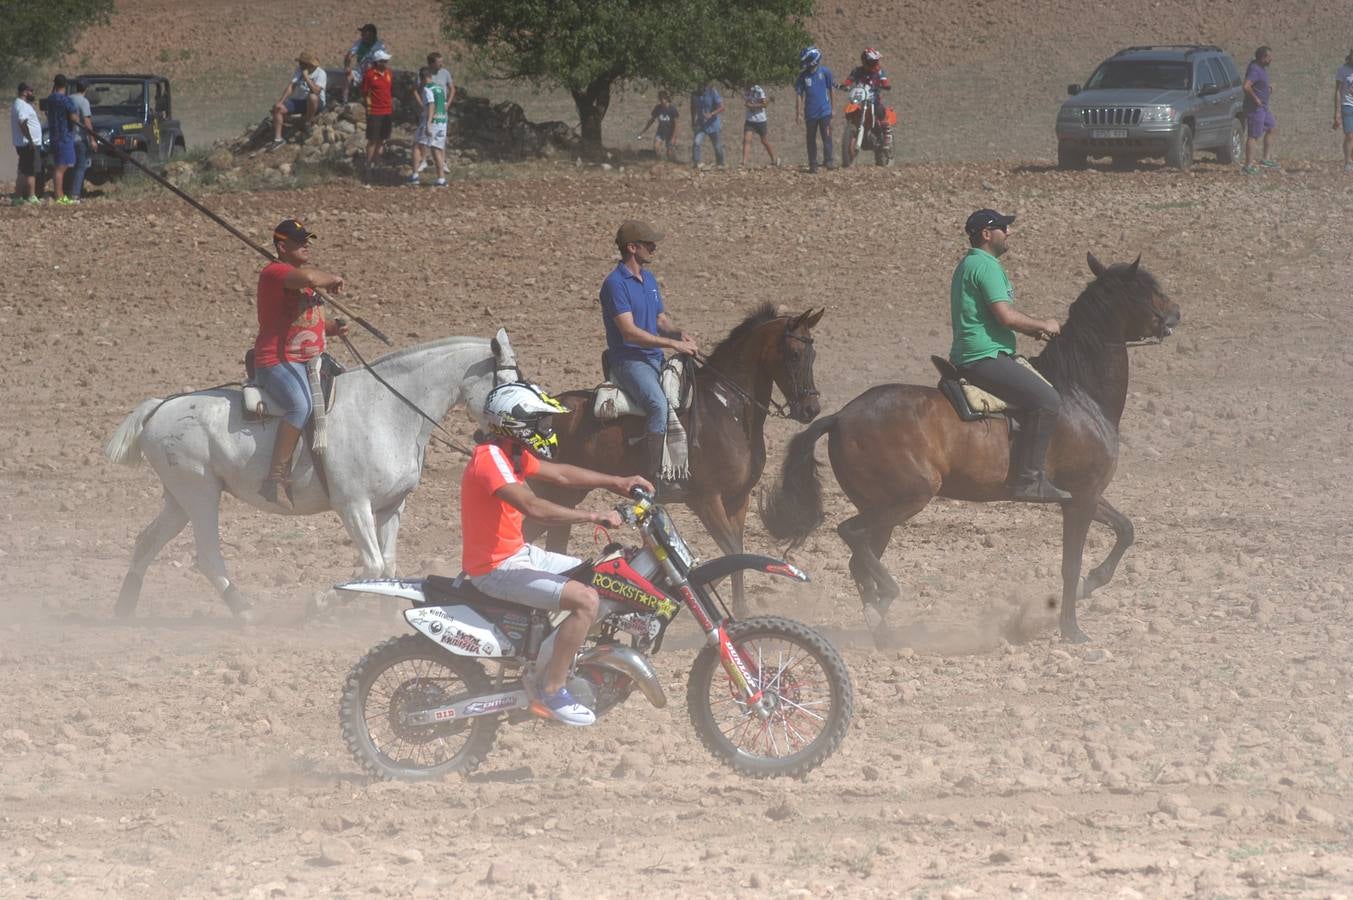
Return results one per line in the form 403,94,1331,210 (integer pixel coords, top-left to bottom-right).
841,83,896,168
336,488,853,780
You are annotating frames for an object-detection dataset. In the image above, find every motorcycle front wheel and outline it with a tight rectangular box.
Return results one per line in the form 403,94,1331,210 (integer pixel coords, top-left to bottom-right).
340,634,499,780
687,616,853,778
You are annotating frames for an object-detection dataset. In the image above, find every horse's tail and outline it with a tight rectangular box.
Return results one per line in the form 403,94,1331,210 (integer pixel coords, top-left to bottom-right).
104,399,162,466
760,413,837,546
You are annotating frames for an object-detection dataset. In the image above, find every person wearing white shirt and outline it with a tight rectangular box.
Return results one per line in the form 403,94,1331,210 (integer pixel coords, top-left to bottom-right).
740,84,779,167
10,82,41,205
270,51,327,147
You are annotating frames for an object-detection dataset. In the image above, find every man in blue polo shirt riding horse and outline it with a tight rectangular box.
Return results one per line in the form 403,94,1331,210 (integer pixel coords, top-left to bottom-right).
599,221,700,498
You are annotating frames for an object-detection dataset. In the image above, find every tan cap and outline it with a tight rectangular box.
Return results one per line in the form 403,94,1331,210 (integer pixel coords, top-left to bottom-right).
297,51,320,68
615,220,664,249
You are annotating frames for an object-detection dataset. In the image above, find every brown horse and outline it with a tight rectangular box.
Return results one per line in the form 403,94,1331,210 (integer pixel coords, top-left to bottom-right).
760,254,1179,643
529,305,825,614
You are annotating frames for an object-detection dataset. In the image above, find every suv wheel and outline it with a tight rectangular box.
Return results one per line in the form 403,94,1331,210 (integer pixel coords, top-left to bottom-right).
1056,143,1088,171
1165,124,1194,170
1216,118,1243,165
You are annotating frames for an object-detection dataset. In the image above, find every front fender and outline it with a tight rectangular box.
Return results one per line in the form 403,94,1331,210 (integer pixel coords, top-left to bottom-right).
687,554,808,588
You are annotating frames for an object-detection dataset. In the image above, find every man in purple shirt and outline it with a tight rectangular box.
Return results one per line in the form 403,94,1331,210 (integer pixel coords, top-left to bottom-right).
1242,46,1277,174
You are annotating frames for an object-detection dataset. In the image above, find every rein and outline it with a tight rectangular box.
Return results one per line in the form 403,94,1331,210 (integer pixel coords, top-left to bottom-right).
337,334,484,458
692,329,817,420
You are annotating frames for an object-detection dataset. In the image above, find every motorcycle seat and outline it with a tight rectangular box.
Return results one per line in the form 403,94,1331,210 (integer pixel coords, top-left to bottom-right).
420,573,543,615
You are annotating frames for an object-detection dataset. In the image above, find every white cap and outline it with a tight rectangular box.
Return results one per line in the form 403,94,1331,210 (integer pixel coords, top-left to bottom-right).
371,50,392,62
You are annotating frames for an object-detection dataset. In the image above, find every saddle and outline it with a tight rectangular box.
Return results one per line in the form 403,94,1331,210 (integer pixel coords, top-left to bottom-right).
241,349,342,422
592,354,694,420
931,355,1052,423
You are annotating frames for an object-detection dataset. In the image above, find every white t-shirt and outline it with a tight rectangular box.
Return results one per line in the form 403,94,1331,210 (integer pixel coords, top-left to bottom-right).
744,85,768,123
1338,64,1353,108
10,97,41,148
430,67,453,95
291,66,327,105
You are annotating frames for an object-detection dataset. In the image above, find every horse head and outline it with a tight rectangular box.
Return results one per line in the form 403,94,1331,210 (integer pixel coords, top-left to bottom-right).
776,308,824,423
1086,252,1180,344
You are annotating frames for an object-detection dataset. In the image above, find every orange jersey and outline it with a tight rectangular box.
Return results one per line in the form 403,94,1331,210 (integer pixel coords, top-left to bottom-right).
460,442,541,576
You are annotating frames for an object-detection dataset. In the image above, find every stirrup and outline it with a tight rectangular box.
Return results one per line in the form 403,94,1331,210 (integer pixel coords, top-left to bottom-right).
261,477,294,509
1010,475,1071,504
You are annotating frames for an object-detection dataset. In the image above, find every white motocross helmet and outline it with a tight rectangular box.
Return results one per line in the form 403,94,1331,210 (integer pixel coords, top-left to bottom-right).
483,381,567,457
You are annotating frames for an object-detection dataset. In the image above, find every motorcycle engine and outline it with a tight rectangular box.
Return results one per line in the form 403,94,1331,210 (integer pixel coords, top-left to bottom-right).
573,664,634,717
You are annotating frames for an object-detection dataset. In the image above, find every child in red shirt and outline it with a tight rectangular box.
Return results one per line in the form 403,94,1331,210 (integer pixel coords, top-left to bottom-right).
361,50,394,178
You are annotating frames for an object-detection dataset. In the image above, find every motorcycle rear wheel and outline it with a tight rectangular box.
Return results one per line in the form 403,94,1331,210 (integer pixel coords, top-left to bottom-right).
340,634,499,780
687,616,853,778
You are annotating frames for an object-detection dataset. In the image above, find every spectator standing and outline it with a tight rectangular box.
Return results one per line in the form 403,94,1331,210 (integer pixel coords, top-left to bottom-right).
689,82,725,169
638,91,678,162
343,23,387,104
420,52,456,176
361,49,394,181
10,82,41,205
795,47,835,173
45,74,78,205
409,67,448,187
1335,49,1353,173
269,51,326,148
741,84,779,166
68,80,95,201
1242,46,1277,174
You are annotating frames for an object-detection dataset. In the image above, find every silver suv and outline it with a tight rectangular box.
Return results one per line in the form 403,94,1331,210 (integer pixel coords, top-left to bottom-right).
1055,45,1245,171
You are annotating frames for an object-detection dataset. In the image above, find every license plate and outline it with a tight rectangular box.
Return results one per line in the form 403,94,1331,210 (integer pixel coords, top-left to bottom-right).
1091,129,1128,139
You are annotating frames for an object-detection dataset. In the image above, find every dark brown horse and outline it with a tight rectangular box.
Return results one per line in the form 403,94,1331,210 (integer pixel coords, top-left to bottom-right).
761,254,1179,643
529,305,825,614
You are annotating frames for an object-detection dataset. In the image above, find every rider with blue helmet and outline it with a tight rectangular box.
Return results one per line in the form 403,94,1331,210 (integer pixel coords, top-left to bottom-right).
795,46,835,172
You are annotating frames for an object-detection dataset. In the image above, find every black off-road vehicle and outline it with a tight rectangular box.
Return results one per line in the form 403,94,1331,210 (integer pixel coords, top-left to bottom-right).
41,74,187,181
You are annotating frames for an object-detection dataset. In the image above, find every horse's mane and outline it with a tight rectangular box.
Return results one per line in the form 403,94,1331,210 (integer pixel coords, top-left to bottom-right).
364,334,491,368
708,302,782,360
1033,264,1161,389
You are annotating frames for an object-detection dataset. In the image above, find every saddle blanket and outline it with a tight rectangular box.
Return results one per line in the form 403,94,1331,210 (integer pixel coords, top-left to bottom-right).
592,357,692,481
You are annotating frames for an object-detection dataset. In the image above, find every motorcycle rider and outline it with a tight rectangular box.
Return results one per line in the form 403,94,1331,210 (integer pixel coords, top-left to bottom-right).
463,381,654,726
841,47,893,164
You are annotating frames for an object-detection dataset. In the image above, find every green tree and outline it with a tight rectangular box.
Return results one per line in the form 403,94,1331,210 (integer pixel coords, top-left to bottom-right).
0,0,114,88
442,0,814,154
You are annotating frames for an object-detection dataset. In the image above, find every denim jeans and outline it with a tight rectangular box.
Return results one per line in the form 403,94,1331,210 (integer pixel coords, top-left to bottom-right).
71,140,91,199
692,128,725,166
610,356,667,434
255,360,313,429
805,116,834,170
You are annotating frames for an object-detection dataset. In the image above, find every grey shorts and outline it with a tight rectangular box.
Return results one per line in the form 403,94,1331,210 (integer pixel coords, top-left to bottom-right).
469,544,581,611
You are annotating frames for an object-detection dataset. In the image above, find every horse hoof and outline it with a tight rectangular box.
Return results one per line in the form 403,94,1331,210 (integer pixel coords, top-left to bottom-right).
304,592,332,621
862,603,885,631
1061,625,1090,644
234,606,259,626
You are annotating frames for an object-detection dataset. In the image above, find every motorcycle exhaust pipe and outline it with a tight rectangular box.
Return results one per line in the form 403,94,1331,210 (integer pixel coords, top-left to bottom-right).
577,644,667,709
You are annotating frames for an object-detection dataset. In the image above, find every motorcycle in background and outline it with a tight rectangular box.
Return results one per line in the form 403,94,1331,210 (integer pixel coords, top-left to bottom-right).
841,83,896,167
336,488,853,780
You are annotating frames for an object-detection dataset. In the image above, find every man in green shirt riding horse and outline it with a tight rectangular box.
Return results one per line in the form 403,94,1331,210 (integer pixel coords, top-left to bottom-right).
949,209,1070,503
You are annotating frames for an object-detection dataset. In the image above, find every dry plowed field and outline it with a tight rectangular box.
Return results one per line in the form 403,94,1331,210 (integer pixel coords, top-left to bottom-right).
3,158,1352,897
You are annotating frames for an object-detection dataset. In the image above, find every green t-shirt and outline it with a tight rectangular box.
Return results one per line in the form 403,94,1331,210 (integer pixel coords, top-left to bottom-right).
423,83,447,125
949,247,1017,365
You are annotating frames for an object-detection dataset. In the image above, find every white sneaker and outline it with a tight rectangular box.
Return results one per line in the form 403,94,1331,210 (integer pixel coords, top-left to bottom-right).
416,160,428,174
537,686,595,726
433,178,447,187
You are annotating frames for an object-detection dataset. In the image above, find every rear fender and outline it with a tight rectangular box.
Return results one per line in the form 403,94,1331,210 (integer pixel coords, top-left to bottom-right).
687,554,809,590
335,578,427,603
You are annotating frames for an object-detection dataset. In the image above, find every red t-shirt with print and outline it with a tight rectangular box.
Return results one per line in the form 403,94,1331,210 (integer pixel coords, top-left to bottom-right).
460,441,541,576
362,67,393,116
254,261,326,367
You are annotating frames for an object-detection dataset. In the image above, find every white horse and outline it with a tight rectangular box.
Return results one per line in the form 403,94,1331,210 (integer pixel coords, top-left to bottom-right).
104,329,520,622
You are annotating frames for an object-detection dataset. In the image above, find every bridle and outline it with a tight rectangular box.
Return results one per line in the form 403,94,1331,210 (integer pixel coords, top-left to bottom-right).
693,323,818,420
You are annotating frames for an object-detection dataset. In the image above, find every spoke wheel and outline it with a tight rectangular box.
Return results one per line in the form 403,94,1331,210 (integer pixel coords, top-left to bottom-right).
340,634,498,780
687,616,853,778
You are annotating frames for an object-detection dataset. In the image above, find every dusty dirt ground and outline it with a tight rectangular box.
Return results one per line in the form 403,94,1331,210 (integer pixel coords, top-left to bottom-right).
2,158,1352,898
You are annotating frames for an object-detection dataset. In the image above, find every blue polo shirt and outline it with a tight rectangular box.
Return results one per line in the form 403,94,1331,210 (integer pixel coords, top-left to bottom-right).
600,263,665,366
691,86,723,133
46,92,76,146
795,66,835,120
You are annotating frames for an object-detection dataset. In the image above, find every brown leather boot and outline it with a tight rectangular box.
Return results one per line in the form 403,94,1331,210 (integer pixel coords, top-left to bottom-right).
260,420,303,510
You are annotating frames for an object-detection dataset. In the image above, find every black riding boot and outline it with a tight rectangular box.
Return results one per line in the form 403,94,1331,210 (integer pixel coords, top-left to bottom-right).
644,432,686,502
1009,410,1071,504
